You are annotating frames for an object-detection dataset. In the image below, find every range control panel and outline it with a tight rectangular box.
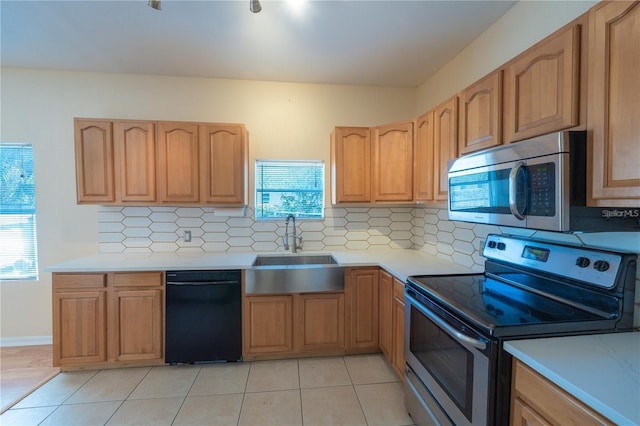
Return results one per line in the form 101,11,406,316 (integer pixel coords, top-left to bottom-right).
483,234,623,289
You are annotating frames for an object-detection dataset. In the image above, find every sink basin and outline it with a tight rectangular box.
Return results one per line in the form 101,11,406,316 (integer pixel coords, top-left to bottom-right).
246,254,343,294
252,254,338,266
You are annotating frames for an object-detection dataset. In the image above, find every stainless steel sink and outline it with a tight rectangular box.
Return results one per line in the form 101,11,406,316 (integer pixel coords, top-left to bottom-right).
245,254,344,294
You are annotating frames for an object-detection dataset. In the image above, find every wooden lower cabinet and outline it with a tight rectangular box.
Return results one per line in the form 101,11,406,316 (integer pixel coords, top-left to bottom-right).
111,288,163,362
53,289,107,366
243,295,294,356
345,267,379,354
391,278,405,378
53,271,164,369
298,292,345,352
511,359,614,426
378,270,393,360
243,292,345,360
379,271,406,378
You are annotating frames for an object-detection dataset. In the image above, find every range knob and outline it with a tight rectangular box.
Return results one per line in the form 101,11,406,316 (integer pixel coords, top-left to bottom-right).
593,260,610,272
487,241,497,249
496,242,506,251
575,257,590,268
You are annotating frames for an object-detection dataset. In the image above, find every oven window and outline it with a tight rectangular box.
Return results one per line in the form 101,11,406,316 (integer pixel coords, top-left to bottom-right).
410,305,474,420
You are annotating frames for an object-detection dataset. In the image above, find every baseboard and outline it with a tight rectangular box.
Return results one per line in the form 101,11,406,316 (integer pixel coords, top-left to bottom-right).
0,336,52,347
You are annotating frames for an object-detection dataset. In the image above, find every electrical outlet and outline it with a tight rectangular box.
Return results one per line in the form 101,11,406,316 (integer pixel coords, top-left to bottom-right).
183,230,192,242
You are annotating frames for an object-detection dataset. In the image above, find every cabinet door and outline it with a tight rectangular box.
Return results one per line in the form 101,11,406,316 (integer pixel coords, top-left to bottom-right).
414,111,434,202
199,124,248,205
505,25,580,142
298,292,345,352
378,270,393,361
511,398,552,426
345,268,379,352
53,290,107,366
372,121,414,202
433,97,458,201
74,119,115,203
243,295,294,355
511,360,614,426
588,1,640,206
459,71,503,155
392,294,405,378
113,120,156,203
157,122,200,203
331,127,371,203
111,288,163,362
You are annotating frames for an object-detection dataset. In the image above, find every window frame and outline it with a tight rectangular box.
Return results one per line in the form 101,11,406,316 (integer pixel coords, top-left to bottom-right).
0,143,39,281
254,159,325,221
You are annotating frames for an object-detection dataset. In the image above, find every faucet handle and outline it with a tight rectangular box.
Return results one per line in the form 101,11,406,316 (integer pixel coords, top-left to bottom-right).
295,235,303,249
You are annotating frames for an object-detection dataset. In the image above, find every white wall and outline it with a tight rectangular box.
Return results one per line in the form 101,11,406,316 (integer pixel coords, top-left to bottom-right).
0,69,416,343
416,0,597,112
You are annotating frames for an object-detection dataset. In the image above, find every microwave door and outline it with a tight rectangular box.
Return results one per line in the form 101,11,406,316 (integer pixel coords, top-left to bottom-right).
448,161,527,228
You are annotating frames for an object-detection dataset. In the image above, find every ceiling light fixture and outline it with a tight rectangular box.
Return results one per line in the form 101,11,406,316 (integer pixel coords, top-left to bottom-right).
250,0,262,13
148,0,161,10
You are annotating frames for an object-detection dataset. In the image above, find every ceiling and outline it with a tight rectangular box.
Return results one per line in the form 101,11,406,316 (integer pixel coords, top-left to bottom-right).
0,0,516,88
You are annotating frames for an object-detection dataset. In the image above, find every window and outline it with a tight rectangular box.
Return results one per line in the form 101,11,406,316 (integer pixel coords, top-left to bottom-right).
0,144,38,280
255,160,324,220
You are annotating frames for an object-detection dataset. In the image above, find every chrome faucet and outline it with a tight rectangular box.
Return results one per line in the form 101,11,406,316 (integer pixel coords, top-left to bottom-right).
283,214,303,253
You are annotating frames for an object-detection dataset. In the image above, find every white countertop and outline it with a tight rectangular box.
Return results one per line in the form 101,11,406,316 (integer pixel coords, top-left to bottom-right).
504,332,640,425
45,249,477,282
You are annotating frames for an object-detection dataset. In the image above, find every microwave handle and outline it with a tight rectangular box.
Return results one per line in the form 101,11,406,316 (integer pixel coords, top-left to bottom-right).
509,162,526,220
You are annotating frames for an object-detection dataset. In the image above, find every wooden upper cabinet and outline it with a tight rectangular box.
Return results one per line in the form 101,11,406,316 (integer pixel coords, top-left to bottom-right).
157,122,200,203
505,24,581,142
75,119,115,203
433,96,458,201
459,70,503,155
113,121,156,203
414,111,434,202
372,121,414,202
199,124,248,205
588,1,640,206
331,127,371,203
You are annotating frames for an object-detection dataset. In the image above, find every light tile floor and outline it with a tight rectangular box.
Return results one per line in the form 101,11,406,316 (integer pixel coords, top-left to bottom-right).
0,354,414,426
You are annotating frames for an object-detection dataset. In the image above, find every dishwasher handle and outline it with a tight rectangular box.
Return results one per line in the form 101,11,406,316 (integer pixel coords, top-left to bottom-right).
166,280,240,286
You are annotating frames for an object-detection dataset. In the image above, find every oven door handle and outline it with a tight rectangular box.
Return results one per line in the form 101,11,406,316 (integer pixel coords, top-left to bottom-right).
406,293,487,350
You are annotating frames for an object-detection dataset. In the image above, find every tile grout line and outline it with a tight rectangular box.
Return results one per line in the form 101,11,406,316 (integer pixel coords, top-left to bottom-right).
169,364,202,425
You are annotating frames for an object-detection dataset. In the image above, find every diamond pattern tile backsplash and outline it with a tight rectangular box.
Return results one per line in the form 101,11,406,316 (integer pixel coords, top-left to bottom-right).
98,205,517,271
98,204,640,326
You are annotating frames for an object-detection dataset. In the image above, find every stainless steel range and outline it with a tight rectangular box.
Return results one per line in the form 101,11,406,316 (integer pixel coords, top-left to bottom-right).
404,234,637,426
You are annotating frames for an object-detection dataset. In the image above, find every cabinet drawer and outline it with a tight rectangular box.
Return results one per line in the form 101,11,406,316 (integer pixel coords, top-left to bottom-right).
393,278,404,302
112,272,163,287
512,360,613,425
53,273,107,289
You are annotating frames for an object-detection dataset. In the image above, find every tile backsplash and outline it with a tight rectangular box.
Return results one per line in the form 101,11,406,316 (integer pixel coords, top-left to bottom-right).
99,205,640,327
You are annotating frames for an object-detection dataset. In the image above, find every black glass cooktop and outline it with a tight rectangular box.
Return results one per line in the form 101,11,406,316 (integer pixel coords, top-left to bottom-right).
407,273,611,337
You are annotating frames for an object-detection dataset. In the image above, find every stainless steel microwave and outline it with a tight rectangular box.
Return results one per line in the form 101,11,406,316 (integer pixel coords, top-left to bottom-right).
447,131,640,232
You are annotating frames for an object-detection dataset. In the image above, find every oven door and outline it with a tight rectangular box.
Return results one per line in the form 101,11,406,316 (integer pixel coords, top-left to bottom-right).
404,286,492,426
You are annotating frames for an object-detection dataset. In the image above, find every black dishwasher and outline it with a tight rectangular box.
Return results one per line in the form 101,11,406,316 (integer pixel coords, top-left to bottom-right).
165,270,242,364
